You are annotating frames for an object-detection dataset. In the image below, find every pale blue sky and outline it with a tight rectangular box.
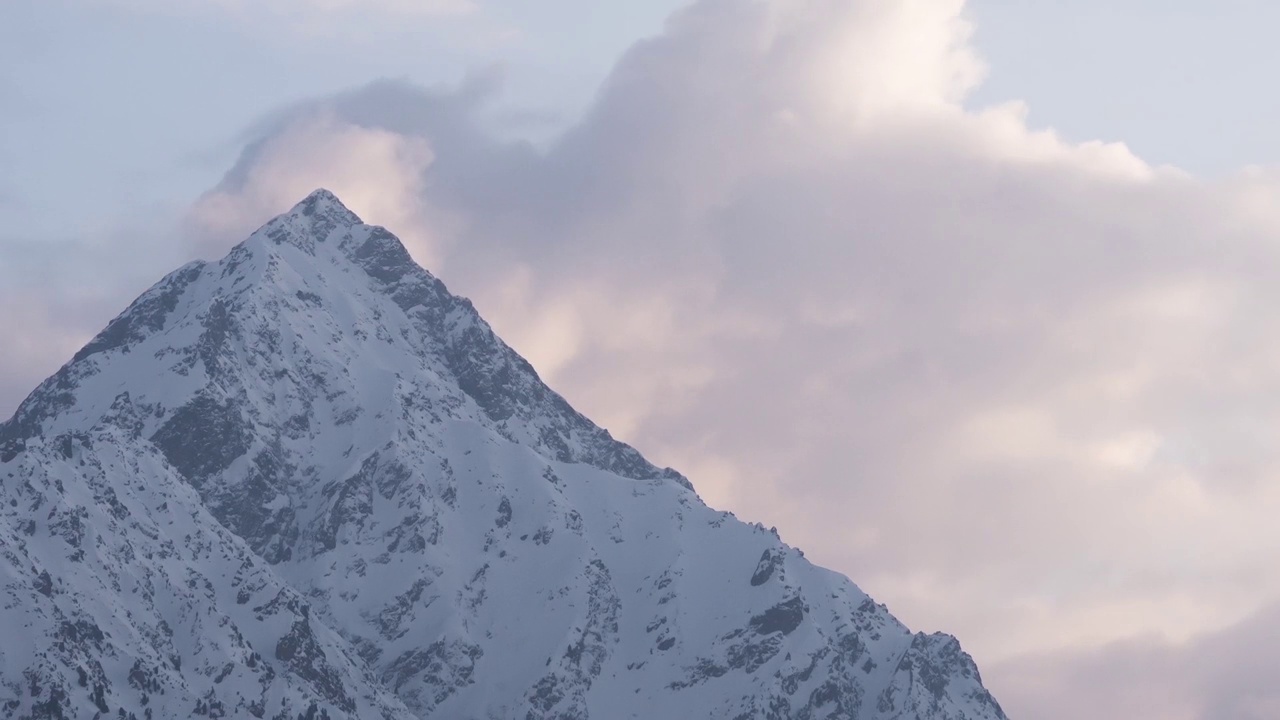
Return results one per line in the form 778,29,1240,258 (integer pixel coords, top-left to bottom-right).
0,0,685,237
966,1,1280,174
3,1,1279,247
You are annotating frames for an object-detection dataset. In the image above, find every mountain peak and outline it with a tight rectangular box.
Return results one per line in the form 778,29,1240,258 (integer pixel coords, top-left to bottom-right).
4,190,691,493
0,192,1007,720
289,187,361,225
250,188,364,256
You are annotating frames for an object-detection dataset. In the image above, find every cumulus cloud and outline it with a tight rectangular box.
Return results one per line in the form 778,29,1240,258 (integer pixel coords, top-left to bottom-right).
18,0,1280,716
191,0,1280,650
187,114,448,268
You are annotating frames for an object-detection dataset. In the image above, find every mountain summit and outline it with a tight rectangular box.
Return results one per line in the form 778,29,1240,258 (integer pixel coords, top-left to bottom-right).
0,190,1008,719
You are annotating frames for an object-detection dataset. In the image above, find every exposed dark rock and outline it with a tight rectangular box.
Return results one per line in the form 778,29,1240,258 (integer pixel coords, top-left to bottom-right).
750,596,807,636
275,619,354,713
750,548,783,587
383,641,482,715
150,395,252,485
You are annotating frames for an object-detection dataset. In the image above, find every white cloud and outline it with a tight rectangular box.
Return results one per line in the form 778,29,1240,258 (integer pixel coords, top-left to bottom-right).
187,114,452,270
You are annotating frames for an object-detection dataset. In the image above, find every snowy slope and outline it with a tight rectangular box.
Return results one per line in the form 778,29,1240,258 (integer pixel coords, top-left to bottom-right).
0,190,1008,719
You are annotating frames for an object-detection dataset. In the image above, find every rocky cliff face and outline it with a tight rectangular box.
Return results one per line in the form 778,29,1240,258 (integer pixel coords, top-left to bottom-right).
0,190,1008,720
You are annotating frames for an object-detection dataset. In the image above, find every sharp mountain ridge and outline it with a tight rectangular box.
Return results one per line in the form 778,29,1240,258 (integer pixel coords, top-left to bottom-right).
0,189,1008,720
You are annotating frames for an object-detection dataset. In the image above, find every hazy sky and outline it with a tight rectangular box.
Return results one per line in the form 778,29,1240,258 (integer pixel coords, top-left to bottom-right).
5,2,1280,718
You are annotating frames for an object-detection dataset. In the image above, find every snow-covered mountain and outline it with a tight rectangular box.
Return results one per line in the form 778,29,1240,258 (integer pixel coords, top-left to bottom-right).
0,190,1008,720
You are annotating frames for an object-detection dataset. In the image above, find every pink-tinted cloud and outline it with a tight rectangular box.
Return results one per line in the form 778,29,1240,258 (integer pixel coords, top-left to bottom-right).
991,602,1280,720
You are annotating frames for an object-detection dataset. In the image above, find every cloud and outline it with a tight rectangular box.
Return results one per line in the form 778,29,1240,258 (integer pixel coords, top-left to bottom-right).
28,0,1280,715
990,602,1280,720
186,113,446,268
192,0,1280,655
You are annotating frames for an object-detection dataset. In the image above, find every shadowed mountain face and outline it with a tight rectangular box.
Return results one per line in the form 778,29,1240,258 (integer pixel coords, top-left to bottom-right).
0,190,1008,720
